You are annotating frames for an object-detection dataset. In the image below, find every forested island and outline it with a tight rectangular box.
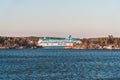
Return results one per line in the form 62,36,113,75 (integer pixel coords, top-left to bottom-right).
72,35,120,50
0,36,40,49
0,35,120,50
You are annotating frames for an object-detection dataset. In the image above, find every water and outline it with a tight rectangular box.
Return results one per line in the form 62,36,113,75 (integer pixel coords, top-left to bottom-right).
0,48,120,80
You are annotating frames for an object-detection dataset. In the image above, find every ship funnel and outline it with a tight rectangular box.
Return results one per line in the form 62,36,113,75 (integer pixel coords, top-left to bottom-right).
65,35,72,40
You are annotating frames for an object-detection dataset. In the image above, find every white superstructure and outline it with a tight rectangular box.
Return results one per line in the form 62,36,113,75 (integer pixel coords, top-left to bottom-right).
38,35,81,47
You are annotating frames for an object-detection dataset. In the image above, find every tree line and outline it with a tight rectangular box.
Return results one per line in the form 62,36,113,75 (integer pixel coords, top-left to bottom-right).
0,36,40,49
73,35,120,49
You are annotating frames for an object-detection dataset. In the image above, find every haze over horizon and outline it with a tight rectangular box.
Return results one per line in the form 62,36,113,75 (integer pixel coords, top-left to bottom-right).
0,0,120,38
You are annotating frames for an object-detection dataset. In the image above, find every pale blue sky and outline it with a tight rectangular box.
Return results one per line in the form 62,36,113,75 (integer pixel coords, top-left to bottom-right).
0,0,120,38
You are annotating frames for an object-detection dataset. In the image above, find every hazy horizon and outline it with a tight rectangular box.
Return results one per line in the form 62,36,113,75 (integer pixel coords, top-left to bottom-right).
0,0,120,38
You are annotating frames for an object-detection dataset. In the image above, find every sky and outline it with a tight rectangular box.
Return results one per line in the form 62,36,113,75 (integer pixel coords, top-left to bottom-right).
0,0,120,38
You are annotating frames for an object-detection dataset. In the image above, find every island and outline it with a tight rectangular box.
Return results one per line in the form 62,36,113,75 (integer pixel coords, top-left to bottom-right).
71,35,120,50
0,36,41,49
0,35,120,50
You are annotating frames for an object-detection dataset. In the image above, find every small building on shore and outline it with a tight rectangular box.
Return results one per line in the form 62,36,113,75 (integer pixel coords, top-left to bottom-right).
38,35,81,47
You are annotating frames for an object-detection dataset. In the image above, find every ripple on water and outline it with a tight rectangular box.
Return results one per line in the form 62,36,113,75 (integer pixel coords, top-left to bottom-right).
0,49,120,80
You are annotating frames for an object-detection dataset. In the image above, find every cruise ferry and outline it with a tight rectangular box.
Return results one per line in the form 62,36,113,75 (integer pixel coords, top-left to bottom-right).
38,35,81,47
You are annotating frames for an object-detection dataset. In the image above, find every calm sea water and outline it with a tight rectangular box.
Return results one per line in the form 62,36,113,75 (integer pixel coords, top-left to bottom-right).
0,48,120,80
